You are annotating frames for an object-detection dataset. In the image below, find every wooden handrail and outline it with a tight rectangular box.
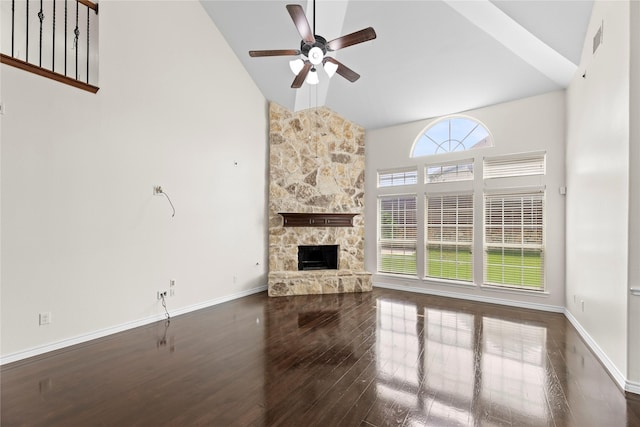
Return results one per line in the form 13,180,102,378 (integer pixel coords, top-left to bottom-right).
1,54,99,93
77,0,98,12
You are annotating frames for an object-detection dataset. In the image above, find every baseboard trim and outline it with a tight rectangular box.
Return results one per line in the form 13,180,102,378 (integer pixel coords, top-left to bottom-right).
0,285,267,366
166,285,268,318
563,308,629,392
373,281,565,313
627,380,640,395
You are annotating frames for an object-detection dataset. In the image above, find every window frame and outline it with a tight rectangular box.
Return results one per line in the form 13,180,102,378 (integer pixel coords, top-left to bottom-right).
377,194,418,276
411,115,493,158
378,167,418,188
374,112,549,296
425,158,474,184
483,190,546,291
425,192,474,283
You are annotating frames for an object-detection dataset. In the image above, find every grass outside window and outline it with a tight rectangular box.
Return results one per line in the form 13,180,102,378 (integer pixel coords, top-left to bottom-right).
427,246,472,281
485,249,543,289
379,252,417,275
380,248,543,289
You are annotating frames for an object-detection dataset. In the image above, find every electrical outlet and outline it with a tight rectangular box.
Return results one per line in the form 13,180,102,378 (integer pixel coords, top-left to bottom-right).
39,312,51,325
157,290,168,300
153,186,163,195
170,279,175,287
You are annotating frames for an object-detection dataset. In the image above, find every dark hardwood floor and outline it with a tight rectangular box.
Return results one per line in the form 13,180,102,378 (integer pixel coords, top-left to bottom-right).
2,288,640,426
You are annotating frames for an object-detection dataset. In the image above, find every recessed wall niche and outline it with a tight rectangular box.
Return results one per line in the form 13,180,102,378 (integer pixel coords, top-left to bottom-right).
267,102,372,296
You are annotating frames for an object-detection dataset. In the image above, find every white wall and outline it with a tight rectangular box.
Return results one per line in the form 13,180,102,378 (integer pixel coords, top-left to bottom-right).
0,1,268,360
565,1,629,380
627,0,640,386
365,91,566,309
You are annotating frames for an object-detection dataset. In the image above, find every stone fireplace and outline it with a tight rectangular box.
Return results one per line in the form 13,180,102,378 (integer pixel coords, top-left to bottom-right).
267,103,372,296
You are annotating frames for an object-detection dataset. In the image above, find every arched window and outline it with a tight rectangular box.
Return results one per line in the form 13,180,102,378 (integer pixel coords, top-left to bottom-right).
412,116,492,157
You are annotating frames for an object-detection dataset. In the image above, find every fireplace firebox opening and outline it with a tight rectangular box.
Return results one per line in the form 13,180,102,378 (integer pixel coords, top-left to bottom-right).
298,245,339,271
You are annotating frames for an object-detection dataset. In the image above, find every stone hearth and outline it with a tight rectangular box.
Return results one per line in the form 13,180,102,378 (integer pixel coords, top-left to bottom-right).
268,103,372,296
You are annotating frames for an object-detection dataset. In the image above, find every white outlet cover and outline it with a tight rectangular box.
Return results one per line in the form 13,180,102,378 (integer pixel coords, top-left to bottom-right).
39,312,51,325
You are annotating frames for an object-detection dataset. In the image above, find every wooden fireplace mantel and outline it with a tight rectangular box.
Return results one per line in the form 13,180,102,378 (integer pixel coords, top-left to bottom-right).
279,213,358,227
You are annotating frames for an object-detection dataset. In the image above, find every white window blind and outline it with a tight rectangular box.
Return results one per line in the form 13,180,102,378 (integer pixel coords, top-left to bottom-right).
426,160,474,183
484,192,545,290
378,196,417,275
425,194,473,281
378,169,418,187
483,153,545,179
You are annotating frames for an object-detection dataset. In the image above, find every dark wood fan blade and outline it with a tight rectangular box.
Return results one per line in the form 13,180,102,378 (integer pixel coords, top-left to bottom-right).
286,4,315,44
324,57,360,82
291,62,312,88
249,49,300,57
327,27,377,51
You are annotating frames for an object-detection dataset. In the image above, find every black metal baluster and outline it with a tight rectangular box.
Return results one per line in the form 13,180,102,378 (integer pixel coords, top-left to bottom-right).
11,0,15,56
86,6,89,83
64,0,67,75
26,0,29,62
38,0,44,66
74,0,79,80
53,0,56,71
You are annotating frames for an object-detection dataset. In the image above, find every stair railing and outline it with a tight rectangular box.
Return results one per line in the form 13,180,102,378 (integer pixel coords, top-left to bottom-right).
1,0,99,93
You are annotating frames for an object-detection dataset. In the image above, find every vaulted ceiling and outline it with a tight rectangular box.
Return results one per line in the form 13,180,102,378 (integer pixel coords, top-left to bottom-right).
200,0,593,130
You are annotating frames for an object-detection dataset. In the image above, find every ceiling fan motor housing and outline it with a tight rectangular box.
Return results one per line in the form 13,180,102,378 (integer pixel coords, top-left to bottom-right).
300,35,328,61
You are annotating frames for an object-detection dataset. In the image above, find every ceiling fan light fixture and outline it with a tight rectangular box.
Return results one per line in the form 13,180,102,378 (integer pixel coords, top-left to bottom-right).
289,58,305,75
324,60,338,78
308,46,324,65
306,68,320,85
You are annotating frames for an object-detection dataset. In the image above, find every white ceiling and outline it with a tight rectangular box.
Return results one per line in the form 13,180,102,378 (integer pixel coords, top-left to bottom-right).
200,0,593,130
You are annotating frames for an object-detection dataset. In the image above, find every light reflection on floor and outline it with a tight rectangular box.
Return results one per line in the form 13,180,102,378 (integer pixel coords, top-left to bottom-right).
375,298,551,425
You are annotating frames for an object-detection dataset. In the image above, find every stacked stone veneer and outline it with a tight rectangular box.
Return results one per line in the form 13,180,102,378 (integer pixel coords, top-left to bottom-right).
268,102,372,296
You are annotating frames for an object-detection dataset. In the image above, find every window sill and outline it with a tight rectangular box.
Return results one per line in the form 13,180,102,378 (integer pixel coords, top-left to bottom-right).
480,284,549,297
421,277,477,289
375,272,419,280
374,274,550,297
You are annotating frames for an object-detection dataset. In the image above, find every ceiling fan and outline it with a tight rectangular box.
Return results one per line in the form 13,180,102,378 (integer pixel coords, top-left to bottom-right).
248,2,377,88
